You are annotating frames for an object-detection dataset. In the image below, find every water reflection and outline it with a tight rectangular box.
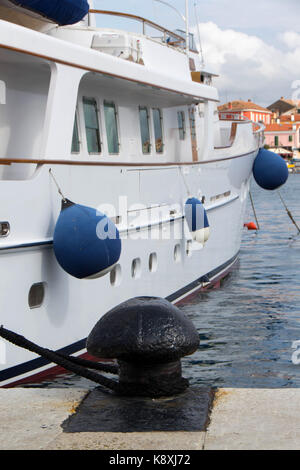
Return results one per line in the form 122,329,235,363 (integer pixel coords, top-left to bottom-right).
182,176,300,388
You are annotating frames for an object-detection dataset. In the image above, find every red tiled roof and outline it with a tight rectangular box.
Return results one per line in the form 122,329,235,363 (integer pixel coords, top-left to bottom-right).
281,114,300,122
265,123,295,132
218,100,271,113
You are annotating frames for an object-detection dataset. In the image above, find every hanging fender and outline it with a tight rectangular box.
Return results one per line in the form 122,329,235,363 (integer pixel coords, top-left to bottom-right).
184,197,210,244
53,199,121,280
253,148,288,190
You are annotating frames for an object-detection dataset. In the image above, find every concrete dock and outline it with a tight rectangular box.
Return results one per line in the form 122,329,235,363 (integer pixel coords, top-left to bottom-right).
1,387,300,450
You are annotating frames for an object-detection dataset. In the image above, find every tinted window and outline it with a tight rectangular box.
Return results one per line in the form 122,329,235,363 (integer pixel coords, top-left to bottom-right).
139,107,151,154
83,97,101,153
71,113,80,153
104,101,119,154
153,108,164,153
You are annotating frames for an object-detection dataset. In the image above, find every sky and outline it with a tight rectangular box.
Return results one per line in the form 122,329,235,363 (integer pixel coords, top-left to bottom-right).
92,0,300,107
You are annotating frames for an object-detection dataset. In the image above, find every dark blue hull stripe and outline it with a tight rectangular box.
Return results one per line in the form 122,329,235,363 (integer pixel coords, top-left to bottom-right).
0,252,239,384
166,252,238,302
0,240,53,251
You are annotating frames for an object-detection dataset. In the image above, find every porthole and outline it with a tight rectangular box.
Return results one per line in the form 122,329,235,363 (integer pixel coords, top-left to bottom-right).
149,253,158,272
186,240,193,257
174,244,181,263
131,258,141,279
0,222,10,237
28,282,45,309
110,264,122,287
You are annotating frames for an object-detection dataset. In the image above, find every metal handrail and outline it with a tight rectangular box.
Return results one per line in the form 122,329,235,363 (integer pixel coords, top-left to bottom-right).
253,121,265,134
89,9,187,50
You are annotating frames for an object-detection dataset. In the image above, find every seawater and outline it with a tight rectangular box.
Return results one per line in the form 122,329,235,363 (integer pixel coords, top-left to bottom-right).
24,175,300,389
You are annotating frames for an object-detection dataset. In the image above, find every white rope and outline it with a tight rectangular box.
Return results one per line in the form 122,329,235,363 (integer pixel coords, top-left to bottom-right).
179,167,191,197
49,168,67,202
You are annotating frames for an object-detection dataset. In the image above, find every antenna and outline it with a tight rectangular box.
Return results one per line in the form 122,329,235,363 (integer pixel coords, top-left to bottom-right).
194,1,205,68
185,0,189,56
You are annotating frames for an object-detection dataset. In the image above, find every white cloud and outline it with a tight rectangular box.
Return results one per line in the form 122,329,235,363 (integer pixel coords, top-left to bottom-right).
193,22,300,107
281,32,300,50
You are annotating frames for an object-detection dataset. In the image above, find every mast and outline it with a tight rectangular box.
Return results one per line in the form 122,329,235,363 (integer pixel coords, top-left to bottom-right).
185,0,189,56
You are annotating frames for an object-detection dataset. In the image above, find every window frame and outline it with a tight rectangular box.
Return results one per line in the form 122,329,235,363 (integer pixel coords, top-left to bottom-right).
82,96,102,155
103,100,120,155
139,106,152,155
177,110,186,141
152,107,164,154
71,109,81,154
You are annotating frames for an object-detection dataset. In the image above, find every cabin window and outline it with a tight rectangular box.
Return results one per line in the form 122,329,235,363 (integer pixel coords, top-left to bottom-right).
83,97,101,154
71,113,80,153
104,101,120,154
139,107,151,154
177,111,186,140
152,108,164,153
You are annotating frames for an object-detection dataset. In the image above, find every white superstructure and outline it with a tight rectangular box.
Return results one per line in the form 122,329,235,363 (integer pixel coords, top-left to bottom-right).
0,3,264,386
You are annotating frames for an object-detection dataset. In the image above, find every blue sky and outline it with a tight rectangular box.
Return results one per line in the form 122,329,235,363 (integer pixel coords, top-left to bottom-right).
92,1,300,107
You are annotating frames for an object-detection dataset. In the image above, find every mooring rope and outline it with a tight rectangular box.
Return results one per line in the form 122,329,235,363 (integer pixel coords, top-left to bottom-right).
277,190,300,234
0,325,119,393
249,191,260,230
0,326,188,398
55,351,118,374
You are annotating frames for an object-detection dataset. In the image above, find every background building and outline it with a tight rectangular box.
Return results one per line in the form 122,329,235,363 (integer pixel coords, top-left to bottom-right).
218,100,272,124
267,97,300,117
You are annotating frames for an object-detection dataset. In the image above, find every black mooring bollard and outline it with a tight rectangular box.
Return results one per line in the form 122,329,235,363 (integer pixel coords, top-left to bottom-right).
86,297,200,397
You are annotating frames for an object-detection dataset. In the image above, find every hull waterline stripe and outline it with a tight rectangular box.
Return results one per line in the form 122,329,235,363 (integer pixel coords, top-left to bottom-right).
166,252,238,302
0,240,53,252
0,252,239,385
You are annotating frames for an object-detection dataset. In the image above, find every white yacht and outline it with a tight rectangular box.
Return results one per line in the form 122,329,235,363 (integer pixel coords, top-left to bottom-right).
0,0,267,386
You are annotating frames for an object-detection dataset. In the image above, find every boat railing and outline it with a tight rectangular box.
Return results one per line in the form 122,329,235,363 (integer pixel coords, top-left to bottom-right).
253,121,265,147
89,9,197,53
216,118,264,149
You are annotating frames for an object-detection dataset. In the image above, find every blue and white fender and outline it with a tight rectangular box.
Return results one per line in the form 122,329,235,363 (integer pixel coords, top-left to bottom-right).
185,197,210,244
53,199,121,280
253,148,288,190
